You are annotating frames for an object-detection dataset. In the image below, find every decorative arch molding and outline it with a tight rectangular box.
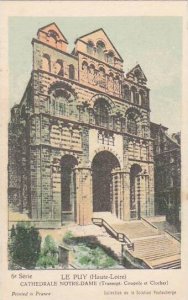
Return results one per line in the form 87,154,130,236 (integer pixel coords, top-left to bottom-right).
127,162,148,175
125,107,143,119
48,80,77,99
89,146,123,169
90,94,116,110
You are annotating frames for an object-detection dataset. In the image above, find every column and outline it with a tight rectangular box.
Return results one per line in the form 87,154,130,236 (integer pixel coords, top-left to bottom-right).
75,167,93,225
121,171,131,221
111,170,131,221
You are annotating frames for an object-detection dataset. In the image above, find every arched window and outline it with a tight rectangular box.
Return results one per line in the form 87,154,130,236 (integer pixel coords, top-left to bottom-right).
127,113,137,135
82,61,88,81
54,59,64,76
114,75,120,94
98,67,106,88
87,41,94,55
88,64,95,84
69,64,75,80
123,85,130,101
108,51,114,65
94,100,110,128
140,90,147,107
48,30,59,41
130,87,138,104
108,72,114,91
96,41,105,60
52,89,70,117
42,54,51,72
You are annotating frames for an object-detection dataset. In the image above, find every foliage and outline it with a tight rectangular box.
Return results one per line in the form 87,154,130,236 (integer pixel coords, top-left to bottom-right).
75,243,117,269
36,235,58,269
63,231,74,245
9,223,41,269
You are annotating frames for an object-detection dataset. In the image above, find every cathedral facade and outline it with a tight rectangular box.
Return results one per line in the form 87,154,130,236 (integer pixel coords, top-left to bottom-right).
8,23,155,227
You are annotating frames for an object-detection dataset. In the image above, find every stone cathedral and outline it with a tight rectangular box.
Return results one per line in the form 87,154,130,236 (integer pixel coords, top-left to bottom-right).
8,23,155,227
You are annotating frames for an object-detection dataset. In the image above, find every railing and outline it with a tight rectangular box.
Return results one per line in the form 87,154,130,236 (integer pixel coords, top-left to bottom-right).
92,217,134,250
164,230,181,244
141,217,159,231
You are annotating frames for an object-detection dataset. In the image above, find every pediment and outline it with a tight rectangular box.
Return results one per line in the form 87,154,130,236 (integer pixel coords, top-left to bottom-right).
76,28,123,61
126,64,147,82
38,22,68,44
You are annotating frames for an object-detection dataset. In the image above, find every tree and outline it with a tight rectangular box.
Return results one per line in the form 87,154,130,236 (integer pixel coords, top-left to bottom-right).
9,223,41,269
36,235,58,269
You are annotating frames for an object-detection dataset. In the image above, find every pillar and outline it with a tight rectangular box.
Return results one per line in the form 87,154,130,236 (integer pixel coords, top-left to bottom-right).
75,167,93,225
111,170,130,221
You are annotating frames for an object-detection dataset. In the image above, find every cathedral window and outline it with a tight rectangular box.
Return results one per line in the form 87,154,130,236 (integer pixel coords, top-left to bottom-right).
96,41,105,60
107,51,114,65
69,64,75,80
48,30,59,42
94,100,109,128
127,113,137,135
140,90,146,107
123,85,130,101
130,87,137,104
82,61,88,81
108,72,114,91
87,41,94,55
114,75,120,94
54,59,64,76
88,64,96,84
98,67,106,88
42,54,51,72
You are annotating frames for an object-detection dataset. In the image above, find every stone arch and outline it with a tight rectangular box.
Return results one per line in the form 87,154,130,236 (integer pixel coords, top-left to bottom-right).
126,107,142,136
123,84,130,101
42,53,51,72
88,63,96,84
96,40,106,60
93,98,111,128
54,59,64,76
90,94,115,110
130,86,138,104
69,64,75,80
107,71,114,92
91,150,120,212
89,147,123,169
139,89,147,107
107,50,114,65
48,80,77,98
98,66,106,88
87,40,95,55
48,81,77,117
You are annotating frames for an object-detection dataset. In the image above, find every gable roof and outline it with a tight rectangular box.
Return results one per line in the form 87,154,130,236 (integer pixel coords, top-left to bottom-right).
37,22,68,44
126,64,147,81
75,28,123,62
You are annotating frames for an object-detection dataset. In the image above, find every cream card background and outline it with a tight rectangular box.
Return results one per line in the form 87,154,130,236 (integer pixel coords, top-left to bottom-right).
0,1,188,300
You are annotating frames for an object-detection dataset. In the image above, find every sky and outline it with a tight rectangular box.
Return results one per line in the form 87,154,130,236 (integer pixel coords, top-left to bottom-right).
9,17,182,133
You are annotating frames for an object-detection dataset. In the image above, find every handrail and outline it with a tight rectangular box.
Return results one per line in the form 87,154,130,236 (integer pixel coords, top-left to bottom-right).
92,217,134,250
165,230,181,243
141,217,159,231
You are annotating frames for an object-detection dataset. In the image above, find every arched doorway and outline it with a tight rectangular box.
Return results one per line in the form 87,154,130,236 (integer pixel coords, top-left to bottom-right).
130,164,142,219
61,155,78,222
92,151,120,212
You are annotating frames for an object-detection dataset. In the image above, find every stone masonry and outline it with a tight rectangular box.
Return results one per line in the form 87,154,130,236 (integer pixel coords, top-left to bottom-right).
8,23,155,227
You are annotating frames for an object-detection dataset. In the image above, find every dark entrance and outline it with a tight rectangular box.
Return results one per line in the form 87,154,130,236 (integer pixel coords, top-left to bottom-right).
92,151,120,212
61,155,78,222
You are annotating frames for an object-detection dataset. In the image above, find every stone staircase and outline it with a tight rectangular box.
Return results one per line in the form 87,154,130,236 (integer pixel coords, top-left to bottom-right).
92,212,181,269
129,235,181,269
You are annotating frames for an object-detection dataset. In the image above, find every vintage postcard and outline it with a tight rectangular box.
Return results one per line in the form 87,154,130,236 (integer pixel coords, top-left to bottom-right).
0,1,188,299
